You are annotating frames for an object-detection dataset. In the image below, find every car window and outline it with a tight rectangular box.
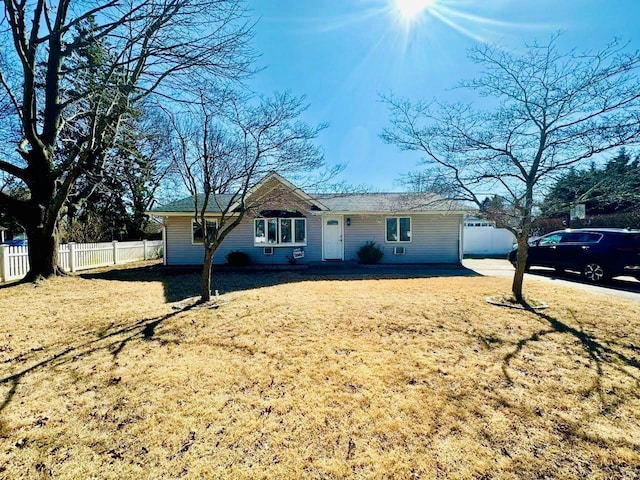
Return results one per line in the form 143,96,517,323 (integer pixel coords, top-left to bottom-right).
539,233,562,245
560,232,602,243
581,233,603,243
559,233,582,243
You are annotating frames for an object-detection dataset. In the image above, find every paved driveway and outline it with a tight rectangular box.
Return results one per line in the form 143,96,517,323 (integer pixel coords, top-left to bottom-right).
463,258,640,302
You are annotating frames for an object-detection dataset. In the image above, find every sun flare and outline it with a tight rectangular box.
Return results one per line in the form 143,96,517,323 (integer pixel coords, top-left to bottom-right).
395,0,435,21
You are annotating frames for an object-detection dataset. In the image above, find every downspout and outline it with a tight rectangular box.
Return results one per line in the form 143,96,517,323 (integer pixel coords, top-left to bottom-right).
162,221,167,266
147,215,167,265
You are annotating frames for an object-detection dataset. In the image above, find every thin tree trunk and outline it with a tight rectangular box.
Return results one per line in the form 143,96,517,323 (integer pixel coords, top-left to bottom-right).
201,248,214,302
511,234,529,302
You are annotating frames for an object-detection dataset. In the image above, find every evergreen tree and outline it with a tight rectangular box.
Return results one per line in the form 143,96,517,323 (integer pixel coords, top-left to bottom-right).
540,149,640,218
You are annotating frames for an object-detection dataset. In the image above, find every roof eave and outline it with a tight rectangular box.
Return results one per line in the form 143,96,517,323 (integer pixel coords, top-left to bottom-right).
145,211,240,217
315,209,469,215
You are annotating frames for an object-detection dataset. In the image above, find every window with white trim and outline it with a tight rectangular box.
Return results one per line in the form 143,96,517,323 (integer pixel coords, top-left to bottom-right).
386,217,411,242
254,218,306,246
192,220,218,244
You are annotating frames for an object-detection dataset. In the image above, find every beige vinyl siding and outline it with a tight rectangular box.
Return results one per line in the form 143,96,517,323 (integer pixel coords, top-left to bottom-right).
343,214,463,264
164,215,323,265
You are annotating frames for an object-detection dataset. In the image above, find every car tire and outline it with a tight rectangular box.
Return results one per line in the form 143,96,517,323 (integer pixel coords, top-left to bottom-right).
583,262,609,283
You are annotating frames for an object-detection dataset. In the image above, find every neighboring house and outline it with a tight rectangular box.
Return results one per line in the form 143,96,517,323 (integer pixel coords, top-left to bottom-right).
463,217,516,256
150,173,468,266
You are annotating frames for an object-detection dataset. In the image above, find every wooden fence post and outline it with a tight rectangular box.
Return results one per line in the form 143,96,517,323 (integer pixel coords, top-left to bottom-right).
0,245,9,283
68,242,76,272
113,241,119,265
143,240,148,260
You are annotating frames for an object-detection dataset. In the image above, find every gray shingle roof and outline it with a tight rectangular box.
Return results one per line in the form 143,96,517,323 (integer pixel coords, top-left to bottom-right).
151,192,465,214
314,193,462,212
150,194,236,213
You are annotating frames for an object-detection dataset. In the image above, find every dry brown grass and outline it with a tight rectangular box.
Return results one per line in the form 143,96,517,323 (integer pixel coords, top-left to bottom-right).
1,264,639,479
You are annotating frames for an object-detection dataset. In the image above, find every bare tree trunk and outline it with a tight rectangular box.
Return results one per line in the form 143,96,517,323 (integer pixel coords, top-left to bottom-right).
511,233,529,302
201,248,215,302
24,225,60,281
3,149,67,281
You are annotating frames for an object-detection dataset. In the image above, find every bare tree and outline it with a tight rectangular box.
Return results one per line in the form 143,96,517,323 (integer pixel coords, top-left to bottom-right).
0,0,254,280
382,36,640,302
169,91,329,302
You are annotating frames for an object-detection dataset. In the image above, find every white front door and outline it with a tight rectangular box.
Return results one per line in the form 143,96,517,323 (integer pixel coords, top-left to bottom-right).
323,215,343,260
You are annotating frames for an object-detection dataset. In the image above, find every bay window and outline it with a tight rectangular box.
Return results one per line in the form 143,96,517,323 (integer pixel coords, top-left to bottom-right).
254,217,307,246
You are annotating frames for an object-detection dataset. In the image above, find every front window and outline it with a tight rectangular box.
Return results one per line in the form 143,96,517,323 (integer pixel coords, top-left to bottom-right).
281,219,292,243
192,220,217,244
254,218,306,246
268,219,278,243
386,217,411,242
295,219,305,242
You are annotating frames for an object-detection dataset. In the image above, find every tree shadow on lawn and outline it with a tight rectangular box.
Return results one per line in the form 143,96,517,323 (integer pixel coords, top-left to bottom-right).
79,263,481,303
1,262,479,418
0,302,197,413
483,305,640,462
500,306,640,428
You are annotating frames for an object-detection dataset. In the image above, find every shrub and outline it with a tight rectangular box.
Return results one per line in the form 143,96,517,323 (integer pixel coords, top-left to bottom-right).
226,251,251,266
357,241,384,264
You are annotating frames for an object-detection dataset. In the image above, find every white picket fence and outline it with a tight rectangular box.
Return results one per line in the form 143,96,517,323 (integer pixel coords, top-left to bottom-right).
0,240,163,283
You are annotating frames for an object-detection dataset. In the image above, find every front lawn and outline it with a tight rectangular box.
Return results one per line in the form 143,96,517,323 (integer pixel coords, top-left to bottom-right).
1,266,639,478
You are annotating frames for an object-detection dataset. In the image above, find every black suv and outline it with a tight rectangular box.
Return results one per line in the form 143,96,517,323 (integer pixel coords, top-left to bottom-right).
508,228,640,283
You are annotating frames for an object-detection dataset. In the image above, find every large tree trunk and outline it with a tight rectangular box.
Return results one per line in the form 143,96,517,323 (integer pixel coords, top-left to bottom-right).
7,148,67,281
24,224,60,281
200,248,215,302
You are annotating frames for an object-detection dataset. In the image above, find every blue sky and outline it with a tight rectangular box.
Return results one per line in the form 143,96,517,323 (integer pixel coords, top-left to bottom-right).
244,0,639,191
